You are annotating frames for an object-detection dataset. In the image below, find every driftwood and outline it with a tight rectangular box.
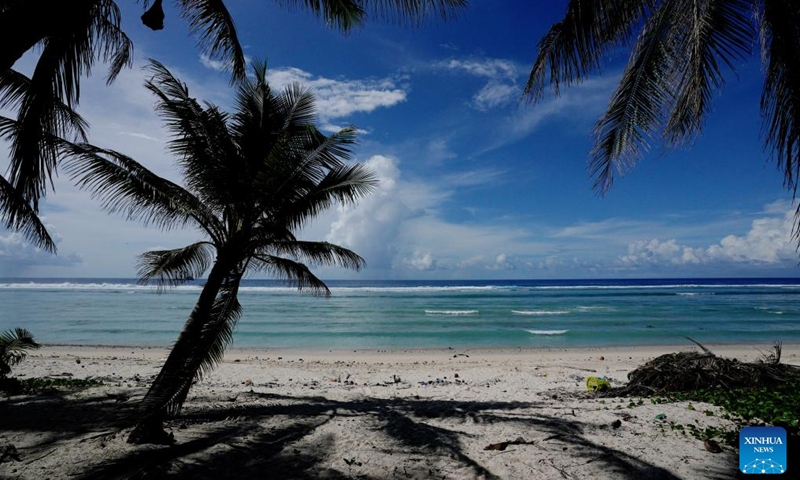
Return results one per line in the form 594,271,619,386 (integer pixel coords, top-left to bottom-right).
616,339,799,396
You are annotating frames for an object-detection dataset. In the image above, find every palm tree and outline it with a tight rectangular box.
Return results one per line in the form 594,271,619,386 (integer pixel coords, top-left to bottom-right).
0,327,40,378
525,0,800,202
60,59,378,444
0,0,466,249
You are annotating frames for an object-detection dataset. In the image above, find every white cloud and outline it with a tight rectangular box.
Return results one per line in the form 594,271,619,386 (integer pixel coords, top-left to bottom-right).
0,229,82,276
199,54,228,72
438,58,522,110
618,206,798,268
266,68,407,123
443,168,506,188
404,251,438,270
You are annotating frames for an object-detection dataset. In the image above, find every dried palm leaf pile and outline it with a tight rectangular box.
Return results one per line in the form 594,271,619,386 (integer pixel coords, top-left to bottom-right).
617,339,800,396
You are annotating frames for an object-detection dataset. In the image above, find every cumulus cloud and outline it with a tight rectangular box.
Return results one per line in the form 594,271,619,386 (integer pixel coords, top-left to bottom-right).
325,155,423,269
619,206,798,268
404,251,438,270
438,58,522,110
322,156,554,275
0,230,82,276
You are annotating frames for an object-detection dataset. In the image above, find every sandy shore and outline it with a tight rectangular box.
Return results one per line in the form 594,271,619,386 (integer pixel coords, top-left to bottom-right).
2,343,798,479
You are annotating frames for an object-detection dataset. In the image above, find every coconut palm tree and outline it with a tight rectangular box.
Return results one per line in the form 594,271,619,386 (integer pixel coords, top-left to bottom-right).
0,0,466,249
60,59,378,443
525,0,800,201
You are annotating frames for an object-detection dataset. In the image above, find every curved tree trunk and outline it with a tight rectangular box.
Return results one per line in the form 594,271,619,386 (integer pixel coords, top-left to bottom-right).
127,257,241,444
0,0,97,72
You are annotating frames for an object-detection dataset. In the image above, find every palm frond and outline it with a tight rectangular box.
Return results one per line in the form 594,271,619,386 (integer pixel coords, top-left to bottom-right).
137,242,216,291
524,0,654,102
274,0,365,31
267,240,366,270
758,0,800,192
252,254,331,296
144,60,241,212
275,163,378,230
665,0,753,145
0,327,40,377
0,172,56,253
274,0,467,30
358,0,467,26
263,127,359,202
590,0,684,194
60,142,225,242
176,0,247,80
2,0,130,207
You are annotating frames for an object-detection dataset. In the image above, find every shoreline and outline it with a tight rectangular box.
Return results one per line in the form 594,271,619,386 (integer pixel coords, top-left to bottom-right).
36,341,800,363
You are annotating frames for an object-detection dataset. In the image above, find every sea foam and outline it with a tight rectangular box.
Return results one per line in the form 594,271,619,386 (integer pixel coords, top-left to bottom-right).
512,310,569,315
424,310,478,315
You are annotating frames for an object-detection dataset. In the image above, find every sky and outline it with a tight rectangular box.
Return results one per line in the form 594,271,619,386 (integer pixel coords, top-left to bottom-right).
1,0,799,280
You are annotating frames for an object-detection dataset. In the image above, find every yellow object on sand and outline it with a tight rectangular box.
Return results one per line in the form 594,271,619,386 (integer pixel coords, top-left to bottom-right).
585,376,611,392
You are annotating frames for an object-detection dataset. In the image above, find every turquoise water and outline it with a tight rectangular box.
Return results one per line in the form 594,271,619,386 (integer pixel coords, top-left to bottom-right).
2,278,800,349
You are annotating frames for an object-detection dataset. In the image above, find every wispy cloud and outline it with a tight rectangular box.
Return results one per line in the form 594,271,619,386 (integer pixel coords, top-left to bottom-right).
437,58,523,110
267,68,408,126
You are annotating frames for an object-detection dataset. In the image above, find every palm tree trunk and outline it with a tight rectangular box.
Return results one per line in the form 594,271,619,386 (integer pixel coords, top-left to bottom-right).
127,257,236,444
0,0,97,72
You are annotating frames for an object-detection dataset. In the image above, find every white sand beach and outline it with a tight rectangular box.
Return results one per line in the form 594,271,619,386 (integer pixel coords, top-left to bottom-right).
2,344,798,479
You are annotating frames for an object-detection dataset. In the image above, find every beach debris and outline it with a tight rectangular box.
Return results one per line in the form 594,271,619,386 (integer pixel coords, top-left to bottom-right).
611,419,622,429
704,439,722,453
585,376,611,392
599,356,605,361
243,378,253,386
0,444,20,463
618,339,799,395
484,437,534,451
654,413,667,420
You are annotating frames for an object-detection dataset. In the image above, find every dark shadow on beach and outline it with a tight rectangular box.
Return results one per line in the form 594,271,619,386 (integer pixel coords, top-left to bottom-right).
1,385,752,479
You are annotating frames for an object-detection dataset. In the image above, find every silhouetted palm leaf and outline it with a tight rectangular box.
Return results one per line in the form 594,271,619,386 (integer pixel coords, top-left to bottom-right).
137,242,217,290
0,327,40,378
528,0,800,211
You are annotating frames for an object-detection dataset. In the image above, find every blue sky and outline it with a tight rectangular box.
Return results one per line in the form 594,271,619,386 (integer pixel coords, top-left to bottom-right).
1,0,799,279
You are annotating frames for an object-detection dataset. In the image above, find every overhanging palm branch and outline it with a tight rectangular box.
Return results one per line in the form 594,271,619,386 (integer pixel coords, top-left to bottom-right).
524,0,655,101
4,0,131,208
590,0,684,193
0,175,56,253
527,0,800,209
759,0,800,192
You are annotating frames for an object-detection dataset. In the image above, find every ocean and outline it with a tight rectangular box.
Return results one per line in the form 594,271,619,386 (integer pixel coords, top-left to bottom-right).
2,278,799,349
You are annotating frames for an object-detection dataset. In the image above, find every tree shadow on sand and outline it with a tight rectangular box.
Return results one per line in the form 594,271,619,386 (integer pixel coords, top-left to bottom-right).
1,387,749,479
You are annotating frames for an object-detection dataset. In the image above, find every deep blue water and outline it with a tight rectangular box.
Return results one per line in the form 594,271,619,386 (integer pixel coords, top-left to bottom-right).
1,278,799,349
